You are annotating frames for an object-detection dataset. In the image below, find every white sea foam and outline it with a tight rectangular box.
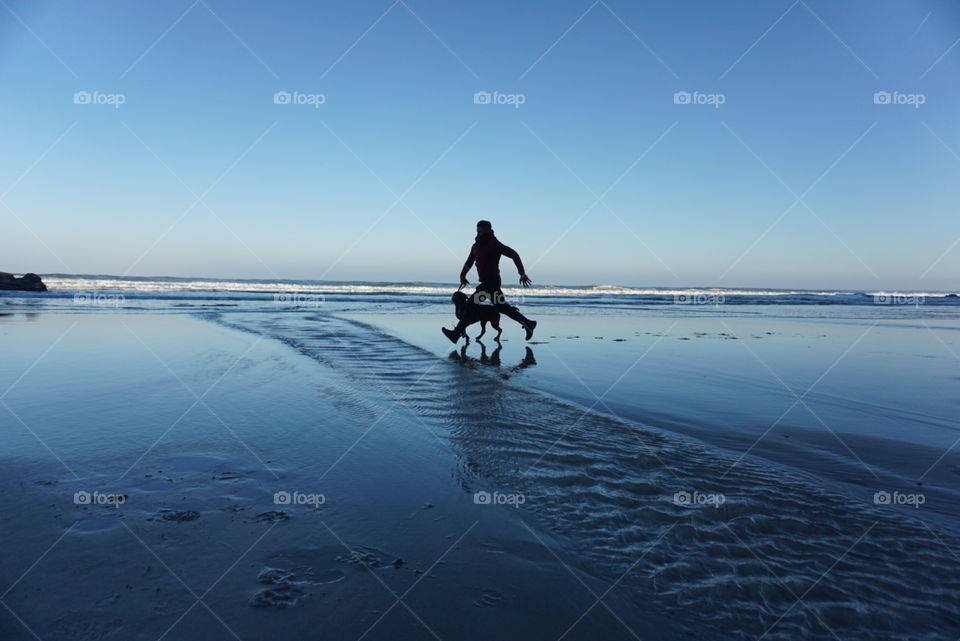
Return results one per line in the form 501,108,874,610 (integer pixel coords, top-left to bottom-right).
40,276,950,299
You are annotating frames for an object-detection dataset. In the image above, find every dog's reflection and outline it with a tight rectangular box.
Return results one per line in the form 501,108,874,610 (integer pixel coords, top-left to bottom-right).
448,339,536,373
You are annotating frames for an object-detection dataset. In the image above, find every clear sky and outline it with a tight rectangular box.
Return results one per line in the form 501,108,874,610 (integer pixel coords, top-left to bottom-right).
1,0,958,289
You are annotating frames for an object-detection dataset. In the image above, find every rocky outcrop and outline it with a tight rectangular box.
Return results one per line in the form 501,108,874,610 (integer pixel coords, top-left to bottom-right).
0,272,47,292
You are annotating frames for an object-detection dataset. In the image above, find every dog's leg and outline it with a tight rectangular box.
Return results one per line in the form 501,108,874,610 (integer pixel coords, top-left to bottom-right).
478,320,486,339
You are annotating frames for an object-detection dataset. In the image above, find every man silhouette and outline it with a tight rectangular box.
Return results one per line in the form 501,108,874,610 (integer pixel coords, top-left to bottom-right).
442,220,537,343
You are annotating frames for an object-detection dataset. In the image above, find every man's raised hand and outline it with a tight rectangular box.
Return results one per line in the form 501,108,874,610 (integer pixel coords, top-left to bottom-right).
520,274,532,288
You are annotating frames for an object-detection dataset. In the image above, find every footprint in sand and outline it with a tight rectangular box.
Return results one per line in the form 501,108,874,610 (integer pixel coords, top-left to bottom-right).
150,509,200,523
211,471,245,481
337,548,384,569
252,510,290,523
473,590,504,608
249,557,347,608
249,584,307,608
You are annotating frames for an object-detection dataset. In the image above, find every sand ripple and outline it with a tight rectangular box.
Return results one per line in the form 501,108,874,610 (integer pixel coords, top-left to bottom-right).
214,312,960,640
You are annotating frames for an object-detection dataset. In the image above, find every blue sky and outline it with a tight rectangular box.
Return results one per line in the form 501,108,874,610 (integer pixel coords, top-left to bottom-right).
1,0,958,289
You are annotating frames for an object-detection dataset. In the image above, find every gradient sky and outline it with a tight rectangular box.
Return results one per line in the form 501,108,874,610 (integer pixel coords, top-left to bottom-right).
1,0,958,289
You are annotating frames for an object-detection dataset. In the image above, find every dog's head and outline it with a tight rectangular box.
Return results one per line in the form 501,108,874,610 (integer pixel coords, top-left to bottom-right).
451,291,468,318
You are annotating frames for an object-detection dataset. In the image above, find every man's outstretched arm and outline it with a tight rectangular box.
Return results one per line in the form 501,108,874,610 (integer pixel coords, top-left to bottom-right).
500,244,532,287
459,247,475,285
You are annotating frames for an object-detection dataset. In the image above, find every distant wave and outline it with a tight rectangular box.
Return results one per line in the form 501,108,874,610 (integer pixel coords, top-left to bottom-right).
32,275,959,303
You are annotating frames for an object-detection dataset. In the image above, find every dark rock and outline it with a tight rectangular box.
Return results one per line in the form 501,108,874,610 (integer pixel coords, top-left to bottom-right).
0,272,47,292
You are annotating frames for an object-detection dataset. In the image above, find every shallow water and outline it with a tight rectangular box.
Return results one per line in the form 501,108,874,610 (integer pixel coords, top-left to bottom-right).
353,311,960,523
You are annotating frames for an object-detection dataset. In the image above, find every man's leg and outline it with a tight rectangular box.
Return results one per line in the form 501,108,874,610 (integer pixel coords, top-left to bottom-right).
496,298,534,327
492,288,537,339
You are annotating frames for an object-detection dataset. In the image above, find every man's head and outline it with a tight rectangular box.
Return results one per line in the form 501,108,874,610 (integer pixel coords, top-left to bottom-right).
476,220,493,236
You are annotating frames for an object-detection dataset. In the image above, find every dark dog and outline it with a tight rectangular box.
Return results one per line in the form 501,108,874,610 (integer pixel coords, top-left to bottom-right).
451,291,502,341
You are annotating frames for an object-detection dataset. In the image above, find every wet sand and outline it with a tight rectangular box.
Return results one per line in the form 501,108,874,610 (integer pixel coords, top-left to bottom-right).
2,310,960,639
0,313,665,641
353,310,960,526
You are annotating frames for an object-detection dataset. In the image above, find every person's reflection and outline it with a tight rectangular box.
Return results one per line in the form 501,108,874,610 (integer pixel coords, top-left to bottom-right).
448,339,535,372
477,339,501,366
514,346,536,370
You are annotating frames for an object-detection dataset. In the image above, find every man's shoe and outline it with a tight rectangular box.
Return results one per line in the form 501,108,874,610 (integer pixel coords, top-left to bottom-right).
442,327,461,344
524,320,537,341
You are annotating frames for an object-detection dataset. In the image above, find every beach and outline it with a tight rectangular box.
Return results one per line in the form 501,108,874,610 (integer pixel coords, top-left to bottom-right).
5,0,960,636
2,280,959,639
